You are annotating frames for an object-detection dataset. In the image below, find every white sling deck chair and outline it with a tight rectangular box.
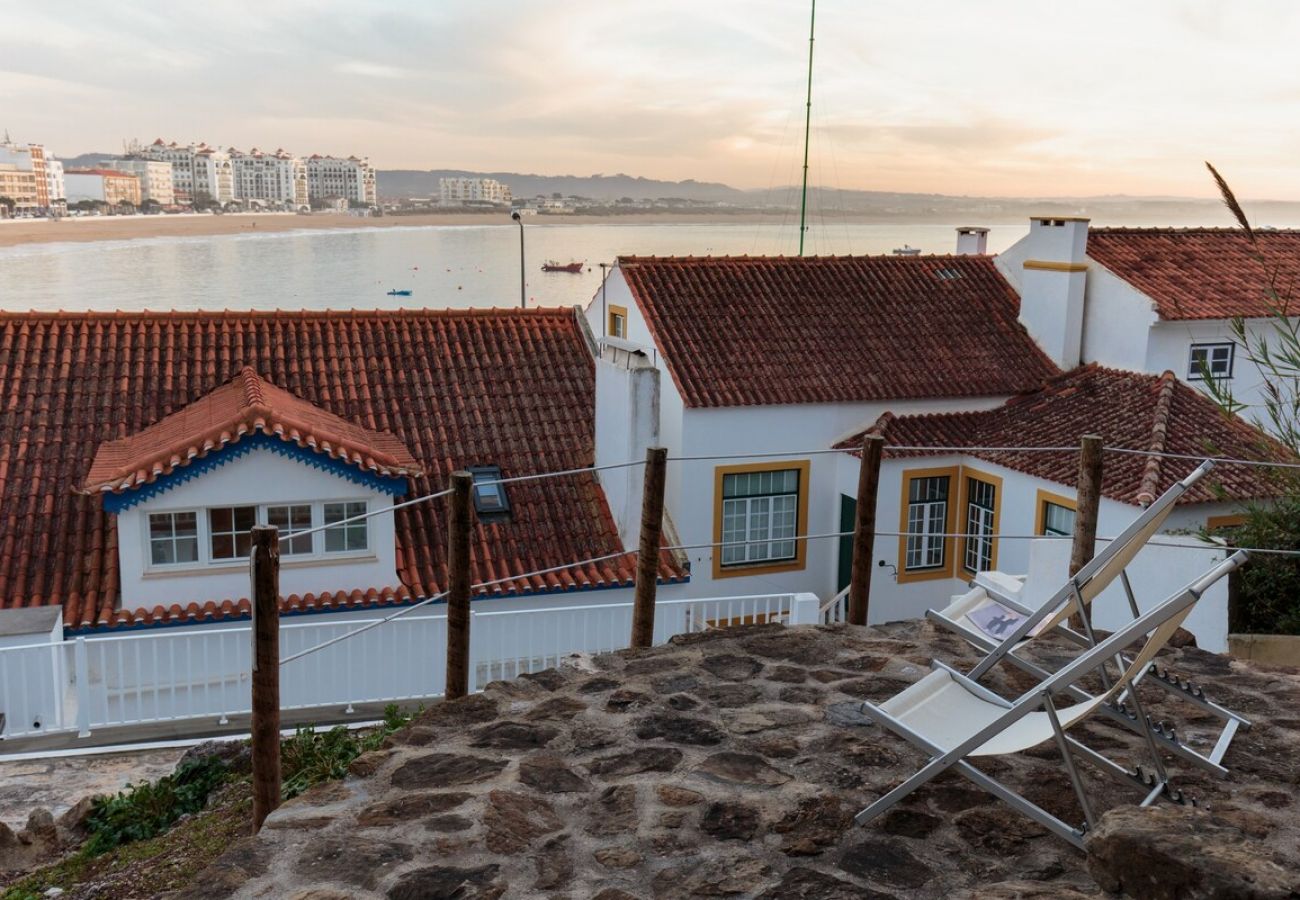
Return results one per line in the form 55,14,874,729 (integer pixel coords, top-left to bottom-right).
926,460,1249,775
856,551,1249,849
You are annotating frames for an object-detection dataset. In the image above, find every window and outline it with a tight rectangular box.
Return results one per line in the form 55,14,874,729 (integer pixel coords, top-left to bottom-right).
714,463,808,575
608,304,628,339
149,511,199,566
323,501,368,552
468,466,512,521
904,475,950,571
1189,343,1234,380
1042,502,1075,536
268,504,313,555
1035,489,1077,538
209,506,256,560
963,478,997,573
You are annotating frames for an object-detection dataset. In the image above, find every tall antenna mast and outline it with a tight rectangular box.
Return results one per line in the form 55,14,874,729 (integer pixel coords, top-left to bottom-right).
797,0,816,256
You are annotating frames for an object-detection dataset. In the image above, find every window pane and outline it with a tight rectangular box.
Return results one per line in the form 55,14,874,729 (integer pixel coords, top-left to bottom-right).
1043,502,1075,536
211,534,234,559
718,469,800,566
233,506,257,531
324,501,367,552
209,507,232,532
904,475,950,571
174,511,197,536
149,514,173,539
268,505,313,555
151,539,174,565
175,536,199,563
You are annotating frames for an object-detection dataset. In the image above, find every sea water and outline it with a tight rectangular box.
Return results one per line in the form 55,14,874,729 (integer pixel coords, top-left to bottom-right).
0,222,1024,313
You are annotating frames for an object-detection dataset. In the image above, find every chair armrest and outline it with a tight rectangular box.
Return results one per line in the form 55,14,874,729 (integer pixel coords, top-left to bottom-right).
930,660,1014,708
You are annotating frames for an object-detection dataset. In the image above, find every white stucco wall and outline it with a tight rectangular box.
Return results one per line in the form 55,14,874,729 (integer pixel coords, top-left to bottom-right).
595,346,661,545
1146,318,1275,417
837,453,1246,629
1079,263,1158,370
116,447,399,609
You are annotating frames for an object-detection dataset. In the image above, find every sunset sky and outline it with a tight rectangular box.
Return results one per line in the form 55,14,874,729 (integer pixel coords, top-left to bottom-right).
3,0,1298,199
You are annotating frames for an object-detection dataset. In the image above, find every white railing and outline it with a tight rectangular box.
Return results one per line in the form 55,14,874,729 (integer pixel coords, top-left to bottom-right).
821,586,849,625
0,591,820,747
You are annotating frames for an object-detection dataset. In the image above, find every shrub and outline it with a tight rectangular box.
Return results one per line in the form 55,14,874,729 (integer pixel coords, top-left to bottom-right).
280,703,414,799
82,755,230,855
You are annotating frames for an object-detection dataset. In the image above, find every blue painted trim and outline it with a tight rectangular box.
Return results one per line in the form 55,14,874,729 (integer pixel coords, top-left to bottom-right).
64,573,691,636
101,432,409,513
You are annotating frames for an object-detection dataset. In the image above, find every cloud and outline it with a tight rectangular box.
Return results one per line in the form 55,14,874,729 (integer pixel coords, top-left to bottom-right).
2,0,1299,199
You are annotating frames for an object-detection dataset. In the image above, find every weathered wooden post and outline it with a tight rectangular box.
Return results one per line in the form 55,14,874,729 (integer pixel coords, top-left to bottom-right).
445,471,474,699
848,435,884,626
250,525,281,834
1069,434,1103,629
631,446,668,648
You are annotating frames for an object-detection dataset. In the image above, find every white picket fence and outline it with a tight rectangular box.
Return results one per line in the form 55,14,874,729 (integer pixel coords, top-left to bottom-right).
0,592,821,748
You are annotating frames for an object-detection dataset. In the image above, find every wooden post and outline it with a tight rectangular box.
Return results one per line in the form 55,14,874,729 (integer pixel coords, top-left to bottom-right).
1069,434,1103,629
445,471,474,700
848,435,884,626
250,525,281,835
631,446,668,648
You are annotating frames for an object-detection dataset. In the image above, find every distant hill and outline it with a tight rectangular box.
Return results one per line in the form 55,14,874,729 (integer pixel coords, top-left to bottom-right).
378,169,747,203
59,152,119,169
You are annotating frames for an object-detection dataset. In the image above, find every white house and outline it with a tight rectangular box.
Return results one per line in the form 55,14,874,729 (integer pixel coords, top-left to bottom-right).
831,364,1288,639
996,218,1300,415
584,254,1061,605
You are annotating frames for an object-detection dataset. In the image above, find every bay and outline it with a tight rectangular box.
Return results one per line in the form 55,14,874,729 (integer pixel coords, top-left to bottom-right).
0,222,1022,313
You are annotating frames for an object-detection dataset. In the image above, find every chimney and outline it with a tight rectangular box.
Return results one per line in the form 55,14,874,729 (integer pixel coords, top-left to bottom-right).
955,226,989,255
1017,216,1089,370
594,343,660,546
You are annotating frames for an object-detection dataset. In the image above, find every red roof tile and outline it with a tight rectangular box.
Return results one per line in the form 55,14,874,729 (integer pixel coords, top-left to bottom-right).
0,308,685,631
836,365,1292,505
619,255,1059,408
1087,228,1300,321
82,368,421,493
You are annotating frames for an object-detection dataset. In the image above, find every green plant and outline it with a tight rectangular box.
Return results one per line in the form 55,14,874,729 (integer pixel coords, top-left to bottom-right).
280,703,416,799
81,754,230,855
1196,162,1300,635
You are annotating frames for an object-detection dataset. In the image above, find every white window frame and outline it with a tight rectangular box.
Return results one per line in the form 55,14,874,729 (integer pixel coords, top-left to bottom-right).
1188,342,1234,381
904,476,949,571
719,469,801,568
147,510,201,568
963,478,996,573
141,497,372,573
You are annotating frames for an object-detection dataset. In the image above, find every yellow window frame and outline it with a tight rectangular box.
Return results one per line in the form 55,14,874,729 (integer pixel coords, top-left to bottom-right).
712,459,811,580
1034,488,1077,536
608,304,628,339
896,466,961,584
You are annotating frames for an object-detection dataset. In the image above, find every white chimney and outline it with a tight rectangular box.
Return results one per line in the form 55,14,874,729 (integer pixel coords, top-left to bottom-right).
594,343,660,546
1017,216,1090,370
955,226,989,255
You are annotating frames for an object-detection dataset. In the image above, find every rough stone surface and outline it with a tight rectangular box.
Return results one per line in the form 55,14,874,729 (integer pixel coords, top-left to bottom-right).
1086,805,1300,899
180,621,1300,899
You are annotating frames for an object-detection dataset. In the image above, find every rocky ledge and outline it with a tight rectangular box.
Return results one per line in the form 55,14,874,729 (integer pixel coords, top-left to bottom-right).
184,621,1300,899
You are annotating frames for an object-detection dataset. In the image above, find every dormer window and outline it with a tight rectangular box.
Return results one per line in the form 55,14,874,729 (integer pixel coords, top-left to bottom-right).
149,511,199,566
469,466,512,522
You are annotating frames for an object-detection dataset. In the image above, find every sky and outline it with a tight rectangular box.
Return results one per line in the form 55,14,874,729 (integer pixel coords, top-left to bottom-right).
2,0,1299,200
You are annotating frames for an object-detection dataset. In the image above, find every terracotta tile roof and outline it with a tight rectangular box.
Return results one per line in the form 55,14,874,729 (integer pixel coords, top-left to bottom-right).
836,365,1292,505
0,308,685,631
618,255,1059,408
82,368,421,494
1087,228,1300,321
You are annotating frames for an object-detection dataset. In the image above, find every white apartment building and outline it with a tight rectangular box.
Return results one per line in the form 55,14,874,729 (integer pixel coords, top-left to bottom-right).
230,147,308,208
439,177,512,206
100,158,175,205
139,140,232,204
0,140,50,211
45,158,65,208
305,155,376,205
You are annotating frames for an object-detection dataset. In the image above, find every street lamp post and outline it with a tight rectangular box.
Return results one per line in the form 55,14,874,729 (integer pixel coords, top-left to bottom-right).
511,211,525,309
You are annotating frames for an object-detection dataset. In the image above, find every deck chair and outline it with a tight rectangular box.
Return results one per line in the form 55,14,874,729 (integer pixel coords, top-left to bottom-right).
927,460,1249,775
856,551,1249,849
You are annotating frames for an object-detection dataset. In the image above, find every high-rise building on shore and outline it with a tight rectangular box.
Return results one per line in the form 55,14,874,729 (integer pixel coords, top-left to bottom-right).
229,147,308,208
99,158,175,205
138,140,233,204
65,169,143,206
0,139,51,212
439,177,512,206
45,158,65,208
305,154,377,205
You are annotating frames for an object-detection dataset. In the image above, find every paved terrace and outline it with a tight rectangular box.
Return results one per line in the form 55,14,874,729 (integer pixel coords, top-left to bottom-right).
184,621,1300,899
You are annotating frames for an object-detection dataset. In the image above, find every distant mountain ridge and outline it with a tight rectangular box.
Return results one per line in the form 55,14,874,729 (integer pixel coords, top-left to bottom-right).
378,169,747,203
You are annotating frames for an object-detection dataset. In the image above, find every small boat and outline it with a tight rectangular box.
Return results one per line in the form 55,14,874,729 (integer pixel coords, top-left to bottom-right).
541,260,585,273
386,289,413,297
892,245,922,256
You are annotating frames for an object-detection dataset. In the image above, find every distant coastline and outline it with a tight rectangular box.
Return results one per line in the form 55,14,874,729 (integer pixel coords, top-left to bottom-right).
0,210,833,250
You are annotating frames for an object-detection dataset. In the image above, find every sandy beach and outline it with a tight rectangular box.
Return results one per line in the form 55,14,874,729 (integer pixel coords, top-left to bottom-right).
0,210,813,249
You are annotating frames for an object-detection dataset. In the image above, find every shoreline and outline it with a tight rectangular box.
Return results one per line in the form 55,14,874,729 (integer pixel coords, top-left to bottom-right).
0,210,974,249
